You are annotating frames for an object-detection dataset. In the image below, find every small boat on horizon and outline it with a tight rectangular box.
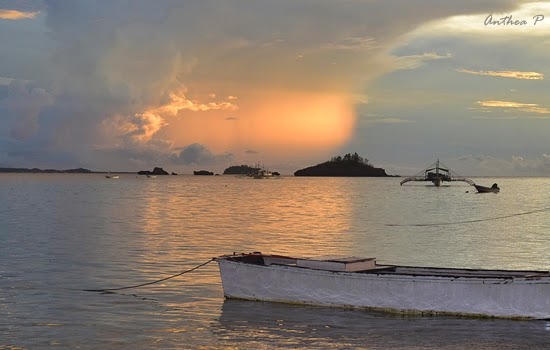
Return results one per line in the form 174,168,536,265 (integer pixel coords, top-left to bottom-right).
245,163,280,179
474,183,499,193
216,252,550,319
251,169,274,179
105,174,120,179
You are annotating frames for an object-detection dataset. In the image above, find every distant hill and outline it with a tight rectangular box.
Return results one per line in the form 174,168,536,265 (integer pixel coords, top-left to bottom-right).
0,167,93,174
294,153,390,177
194,170,214,175
137,167,170,175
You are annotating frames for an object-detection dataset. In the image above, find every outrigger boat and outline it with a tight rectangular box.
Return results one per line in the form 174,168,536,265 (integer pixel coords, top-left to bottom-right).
216,252,550,319
246,163,279,179
400,159,474,187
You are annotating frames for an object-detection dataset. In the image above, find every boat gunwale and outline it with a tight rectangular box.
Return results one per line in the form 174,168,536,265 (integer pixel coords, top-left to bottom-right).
216,254,550,282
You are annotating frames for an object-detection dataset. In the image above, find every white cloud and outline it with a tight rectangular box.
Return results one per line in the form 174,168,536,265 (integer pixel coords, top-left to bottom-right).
411,1,550,38
475,100,550,115
362,112,415,122
394,52,452,70
457,69,544,80
455,154,550,176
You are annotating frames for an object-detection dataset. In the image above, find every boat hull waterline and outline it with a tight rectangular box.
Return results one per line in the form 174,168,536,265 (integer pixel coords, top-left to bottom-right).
216,253,550,319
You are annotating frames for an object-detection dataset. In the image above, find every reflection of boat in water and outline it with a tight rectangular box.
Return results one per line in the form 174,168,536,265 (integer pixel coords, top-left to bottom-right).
216,252,550,319
400,159,474,187
105,174,120,179
474,183,499,193
216,299,413,344
215,299,549,348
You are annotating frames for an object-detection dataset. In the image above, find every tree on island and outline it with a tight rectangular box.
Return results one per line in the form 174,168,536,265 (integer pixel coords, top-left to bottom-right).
329,152,370,166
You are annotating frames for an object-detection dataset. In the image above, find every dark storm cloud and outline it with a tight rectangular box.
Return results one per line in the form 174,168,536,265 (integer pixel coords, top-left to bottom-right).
173,143,233,165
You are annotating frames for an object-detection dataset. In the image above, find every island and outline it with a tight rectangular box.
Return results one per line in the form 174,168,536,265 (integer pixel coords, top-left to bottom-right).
137,167,170,176
223,164,280,177
293,153,390,177
193,170,214,176
0,167,93,173
223,165,261,175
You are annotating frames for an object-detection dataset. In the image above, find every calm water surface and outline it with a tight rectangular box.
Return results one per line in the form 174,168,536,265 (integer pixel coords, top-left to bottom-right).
1,174,550,349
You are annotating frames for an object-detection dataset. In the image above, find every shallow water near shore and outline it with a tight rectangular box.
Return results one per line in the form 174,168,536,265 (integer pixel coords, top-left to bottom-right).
1,174,550,349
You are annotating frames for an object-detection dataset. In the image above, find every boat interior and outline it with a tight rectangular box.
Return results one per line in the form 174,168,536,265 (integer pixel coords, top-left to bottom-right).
221,253,550,279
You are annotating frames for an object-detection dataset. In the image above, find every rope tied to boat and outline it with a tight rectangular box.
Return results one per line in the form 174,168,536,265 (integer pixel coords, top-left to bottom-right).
84,258,215,293
386,206,550,227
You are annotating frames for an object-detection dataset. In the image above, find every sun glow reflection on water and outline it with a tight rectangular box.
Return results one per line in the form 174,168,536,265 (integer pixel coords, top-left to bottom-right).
1,174,550,349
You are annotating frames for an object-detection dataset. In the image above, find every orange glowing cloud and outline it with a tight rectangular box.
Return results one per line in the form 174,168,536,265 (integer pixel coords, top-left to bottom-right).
0,9,38,20
163,91,356,155
104,89,239,144
245,92,355,151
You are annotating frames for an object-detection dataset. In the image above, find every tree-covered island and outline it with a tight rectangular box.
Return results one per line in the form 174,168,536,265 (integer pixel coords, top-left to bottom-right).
293,153,391,177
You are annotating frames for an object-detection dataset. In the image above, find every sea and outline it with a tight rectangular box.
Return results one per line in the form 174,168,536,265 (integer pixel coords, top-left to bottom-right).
1,174,550,349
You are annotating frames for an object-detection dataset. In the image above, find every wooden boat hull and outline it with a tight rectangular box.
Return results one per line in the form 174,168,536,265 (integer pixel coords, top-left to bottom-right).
217,254,550,319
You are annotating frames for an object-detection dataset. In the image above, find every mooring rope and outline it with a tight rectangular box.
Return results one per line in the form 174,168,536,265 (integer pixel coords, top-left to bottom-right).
386,207,550,227
84,258,215,293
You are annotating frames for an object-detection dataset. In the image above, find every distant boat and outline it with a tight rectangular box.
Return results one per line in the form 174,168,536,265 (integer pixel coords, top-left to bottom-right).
251,169,273,179
474,183,499,193
105,174,119,179
216,252,550,319
146,175,157,179
400,159,474,186
246,163,280,179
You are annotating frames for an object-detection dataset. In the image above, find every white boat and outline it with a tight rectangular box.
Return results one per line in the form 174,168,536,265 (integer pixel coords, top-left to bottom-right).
105,174,119,179
216,252,550,319
251,169,273,179
247,165,274,179
146,175,157,178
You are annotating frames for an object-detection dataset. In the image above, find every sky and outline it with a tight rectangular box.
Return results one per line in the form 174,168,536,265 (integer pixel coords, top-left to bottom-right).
1,0,550,176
